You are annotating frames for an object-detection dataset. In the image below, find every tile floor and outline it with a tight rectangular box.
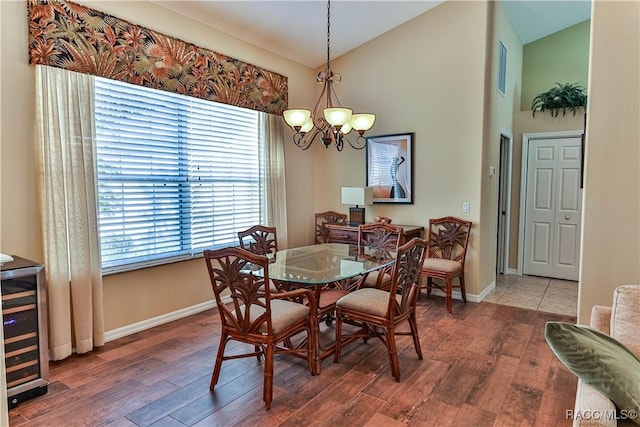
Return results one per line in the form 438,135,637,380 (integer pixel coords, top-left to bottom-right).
484,274,578,317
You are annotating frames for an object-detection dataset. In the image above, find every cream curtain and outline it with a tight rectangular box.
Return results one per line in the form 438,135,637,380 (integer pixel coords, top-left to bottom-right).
35,65,105,361
261,113,289,249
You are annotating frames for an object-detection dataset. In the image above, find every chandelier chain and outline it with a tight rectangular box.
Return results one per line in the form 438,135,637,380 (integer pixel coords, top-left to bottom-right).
282,0,375,151
326,0,331,69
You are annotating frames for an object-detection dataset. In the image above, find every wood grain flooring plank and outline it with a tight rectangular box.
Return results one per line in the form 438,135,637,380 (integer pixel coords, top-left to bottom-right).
272,351,366,411
97,311,216,363
8,299,579,427
277,370,374,427
102,416,141,427
161,340,256,389
53,349,167,389
47,352,105,383
431,350,493,408
426,319,478,364
363,412,407,427
449,403,497,427
406,396,459,427
125,374,212,426
465,355,520,414
59,379,179,427
376,358,450,422
14,357,171,421
169,364,265,426
321,392,387,427
148,416,188,427
496,321,534,359
347,336,425,389
18,379,177,427
493,383,543,427
511,324,556,391
534,391,574,427
191,382,293,427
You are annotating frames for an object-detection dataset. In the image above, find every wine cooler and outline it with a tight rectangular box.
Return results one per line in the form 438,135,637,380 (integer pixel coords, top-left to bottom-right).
1,256,49,408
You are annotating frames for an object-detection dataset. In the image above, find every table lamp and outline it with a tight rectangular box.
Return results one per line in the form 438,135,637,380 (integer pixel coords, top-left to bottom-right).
341,187,373,226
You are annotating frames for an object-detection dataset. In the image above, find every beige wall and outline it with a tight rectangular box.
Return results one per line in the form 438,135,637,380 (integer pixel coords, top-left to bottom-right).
479,1,523,288
315,1,489,297
521,20,590,111
578,0,640,323
0,0,317,331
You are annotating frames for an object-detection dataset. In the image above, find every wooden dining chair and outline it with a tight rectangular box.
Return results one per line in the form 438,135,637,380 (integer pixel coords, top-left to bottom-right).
420,216,472,314
238,224,282,296
315,211,347,244
238,225,278,255
333,237,428,381
203,247,317,410
357,223,403,290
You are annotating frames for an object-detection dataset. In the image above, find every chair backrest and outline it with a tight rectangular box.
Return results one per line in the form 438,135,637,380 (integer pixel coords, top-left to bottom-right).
358,223,403,259
315,211,347,244
238,225,278,255
203,247,274,336
387,237,428,316
427,216,472,263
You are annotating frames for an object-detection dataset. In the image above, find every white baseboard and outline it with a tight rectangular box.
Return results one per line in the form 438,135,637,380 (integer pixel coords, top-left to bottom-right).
476,280,496,301
104,299,220,342
506,268,518,275
106,279,503,342
424,280,496,304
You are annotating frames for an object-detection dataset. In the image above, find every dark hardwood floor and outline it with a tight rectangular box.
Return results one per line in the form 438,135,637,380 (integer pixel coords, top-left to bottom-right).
9,296,578,427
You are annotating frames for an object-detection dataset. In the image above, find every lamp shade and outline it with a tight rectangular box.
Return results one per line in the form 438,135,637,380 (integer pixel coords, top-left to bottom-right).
283,109,311,128
300,118,314,133
324,108,353,127
341,187,373,206
340,120,352,134
350,113,376,131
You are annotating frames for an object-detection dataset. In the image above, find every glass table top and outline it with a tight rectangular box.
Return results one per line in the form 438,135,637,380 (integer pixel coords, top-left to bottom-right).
260,243,396,285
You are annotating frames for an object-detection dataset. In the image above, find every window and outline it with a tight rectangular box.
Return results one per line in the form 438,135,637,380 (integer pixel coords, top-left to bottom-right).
95,78,265,273
498,40,507,96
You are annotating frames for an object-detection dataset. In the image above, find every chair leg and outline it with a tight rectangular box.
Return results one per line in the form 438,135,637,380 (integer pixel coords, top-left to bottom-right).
263,343,274,410
408,311,423,360
307,322,317,376
313,314,322,375
210,333,229,390
386,326,400,382
446,278,453,314
333,309,343,363
459,273,467,303
426,277,433,296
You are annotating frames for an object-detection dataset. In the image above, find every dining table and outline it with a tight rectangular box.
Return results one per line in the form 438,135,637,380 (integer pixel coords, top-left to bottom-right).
262,243,396,372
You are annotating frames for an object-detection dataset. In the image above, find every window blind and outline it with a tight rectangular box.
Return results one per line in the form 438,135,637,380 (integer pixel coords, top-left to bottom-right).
95,77,264,272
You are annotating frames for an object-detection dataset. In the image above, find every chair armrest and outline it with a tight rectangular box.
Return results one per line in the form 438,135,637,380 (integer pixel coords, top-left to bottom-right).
590,305,612,334
271,288,317,313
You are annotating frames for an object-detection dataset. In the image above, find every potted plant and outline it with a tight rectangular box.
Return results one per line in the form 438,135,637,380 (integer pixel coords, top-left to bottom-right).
531,82,587,117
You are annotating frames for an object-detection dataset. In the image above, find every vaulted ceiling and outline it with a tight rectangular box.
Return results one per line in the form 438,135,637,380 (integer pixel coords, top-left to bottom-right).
152,0,592,68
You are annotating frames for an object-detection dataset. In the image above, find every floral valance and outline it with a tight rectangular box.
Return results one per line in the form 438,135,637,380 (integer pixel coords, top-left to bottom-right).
28,0,288,115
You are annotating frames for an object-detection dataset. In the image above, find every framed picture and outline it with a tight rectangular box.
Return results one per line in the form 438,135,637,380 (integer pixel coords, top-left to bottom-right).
366,133,414,204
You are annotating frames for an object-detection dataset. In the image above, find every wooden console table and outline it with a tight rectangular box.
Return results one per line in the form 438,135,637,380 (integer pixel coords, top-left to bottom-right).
325,224,424,245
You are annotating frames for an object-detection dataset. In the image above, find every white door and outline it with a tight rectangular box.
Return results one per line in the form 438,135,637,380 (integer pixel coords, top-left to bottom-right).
523,137,582,280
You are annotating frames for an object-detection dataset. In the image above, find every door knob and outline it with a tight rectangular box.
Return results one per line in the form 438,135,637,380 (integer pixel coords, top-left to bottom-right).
565,215,570,220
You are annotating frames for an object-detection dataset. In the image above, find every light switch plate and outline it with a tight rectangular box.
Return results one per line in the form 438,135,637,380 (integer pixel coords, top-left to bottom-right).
462,202,470,213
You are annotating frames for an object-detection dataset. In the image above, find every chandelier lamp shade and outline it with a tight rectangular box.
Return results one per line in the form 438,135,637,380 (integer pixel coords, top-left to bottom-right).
283,0,376,151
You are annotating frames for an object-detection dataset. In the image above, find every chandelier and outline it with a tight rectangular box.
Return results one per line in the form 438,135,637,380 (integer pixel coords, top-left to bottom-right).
283,0,376,151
